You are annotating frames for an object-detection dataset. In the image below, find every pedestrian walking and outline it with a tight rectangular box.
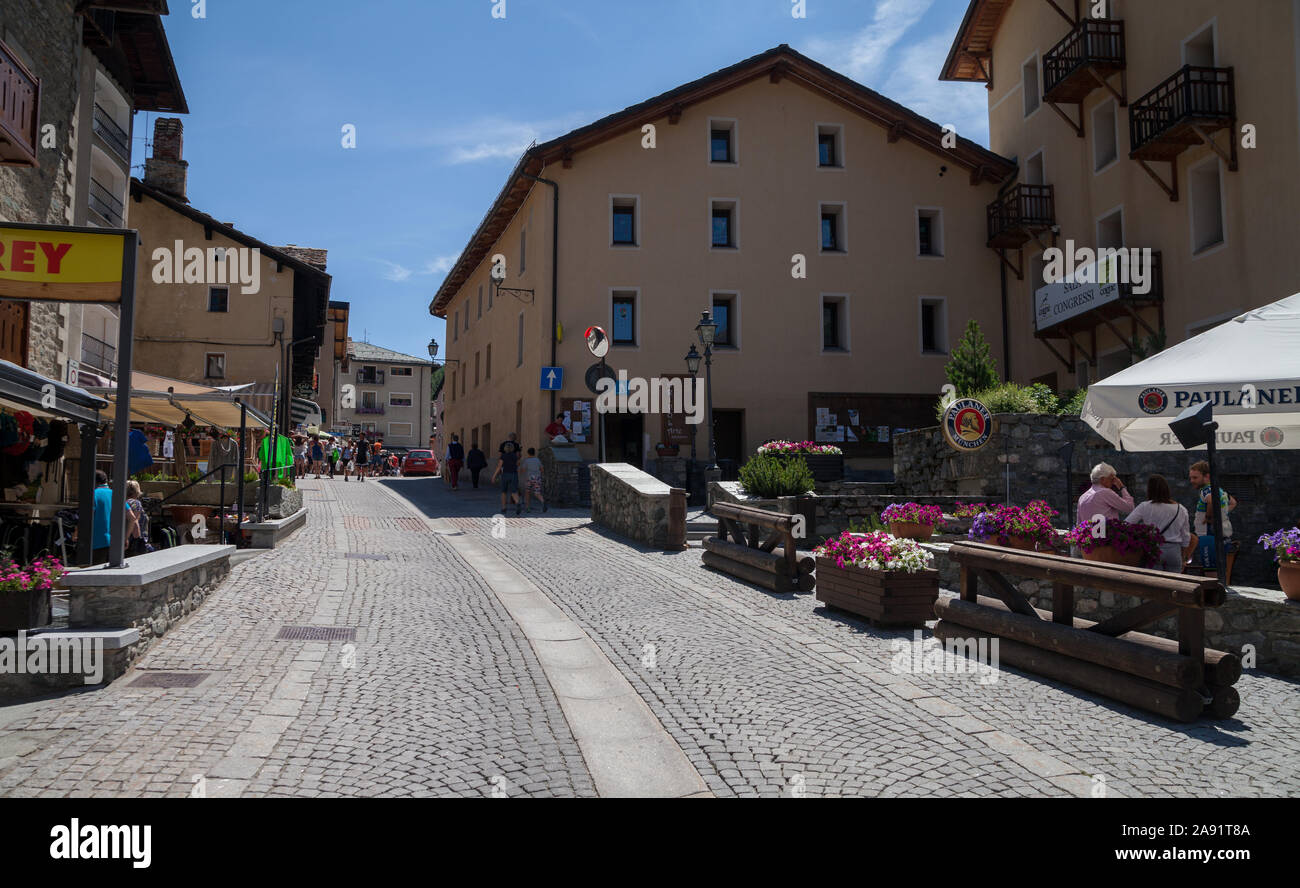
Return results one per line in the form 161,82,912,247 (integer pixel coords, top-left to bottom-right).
91,470,137,563
1186,459,1238,572
492,436,521,514
521,447,547,512
1127,475,1190,573
356,435,369,481
342,441,354,481
310,438,324,478
445,434,465,490
466,443,487,489
329,441,341,479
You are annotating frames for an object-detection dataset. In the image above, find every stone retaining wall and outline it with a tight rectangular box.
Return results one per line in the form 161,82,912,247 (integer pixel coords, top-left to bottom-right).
924,542,1300,677
591,463,685,549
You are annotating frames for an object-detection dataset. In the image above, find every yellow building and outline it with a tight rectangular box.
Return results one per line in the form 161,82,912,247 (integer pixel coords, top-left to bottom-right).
430,45,1016,471
941,0,1300,387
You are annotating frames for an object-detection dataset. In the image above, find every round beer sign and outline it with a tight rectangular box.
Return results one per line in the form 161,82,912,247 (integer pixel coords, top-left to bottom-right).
942,397,994,451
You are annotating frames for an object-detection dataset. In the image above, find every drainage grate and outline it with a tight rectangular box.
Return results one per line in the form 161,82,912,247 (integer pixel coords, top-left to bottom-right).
345,553,388,560
128,672,210,689
275,625,357,642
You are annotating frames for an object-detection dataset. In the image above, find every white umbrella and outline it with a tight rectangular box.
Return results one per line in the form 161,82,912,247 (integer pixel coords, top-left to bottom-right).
1082,293,1300,451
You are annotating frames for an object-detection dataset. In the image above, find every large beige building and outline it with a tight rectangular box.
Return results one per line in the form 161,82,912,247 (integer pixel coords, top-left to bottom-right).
335,340,434,449
430,45,1016,471
942,0,1300,387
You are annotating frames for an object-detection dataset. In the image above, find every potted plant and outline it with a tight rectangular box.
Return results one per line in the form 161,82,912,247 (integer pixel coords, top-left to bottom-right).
968,501,1059,551
654,442,680,458
1065,518,1162,568
881,503,942,540
756,441,844,482
813,531,938,626
1258,527,1300,600
0,554,63,632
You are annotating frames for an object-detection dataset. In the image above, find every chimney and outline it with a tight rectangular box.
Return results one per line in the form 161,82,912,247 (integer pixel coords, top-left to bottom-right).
143,117,189,202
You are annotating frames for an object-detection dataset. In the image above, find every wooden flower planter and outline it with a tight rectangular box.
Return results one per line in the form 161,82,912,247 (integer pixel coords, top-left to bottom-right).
888,521,934,541
815,558,940,627
1082,545,1145,567
0,587,51,632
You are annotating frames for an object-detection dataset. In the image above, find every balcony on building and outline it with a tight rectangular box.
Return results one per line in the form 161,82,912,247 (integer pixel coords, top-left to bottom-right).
1129,65,1235,162
88,176,125,227
986,184,1055,249
1043,18,1126,104
92,102,132,163
80,333,117,376
356,368,385,384
0,37,40,167
1035,251,1165,345
356,406,385,415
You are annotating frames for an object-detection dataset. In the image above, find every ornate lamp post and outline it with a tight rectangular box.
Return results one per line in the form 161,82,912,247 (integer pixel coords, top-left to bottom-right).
694,311,718,471
684,344,702,462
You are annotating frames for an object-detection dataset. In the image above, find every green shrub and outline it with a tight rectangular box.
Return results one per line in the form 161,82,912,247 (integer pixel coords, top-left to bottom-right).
847,513,887,534
1058,387,1088,415
738,453,814,498
944,320,1000,396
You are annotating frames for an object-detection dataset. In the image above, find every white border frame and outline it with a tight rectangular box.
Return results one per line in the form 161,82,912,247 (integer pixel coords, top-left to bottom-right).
203,351,226,380
915,206,944,258
1188,155,1228,258
1091,98,1120,175
918,296,949,356
206,284,230,313
708,197,740,250
820,293,851,353
609,193,641,249
1021,50,1042,119
387,421,415,439
818,201,848,254
710,289,741,351
707,117,739,166
516,310,525,367
610,287,641,350
1025,147,1047,186
814,121,845,170
388,392,414,408
1095,203,1125,249
1181,17,1219,67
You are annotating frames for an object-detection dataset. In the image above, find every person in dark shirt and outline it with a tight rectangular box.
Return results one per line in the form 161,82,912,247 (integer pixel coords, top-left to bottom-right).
466,444,487,489
492,435,522,514
445,435,465,490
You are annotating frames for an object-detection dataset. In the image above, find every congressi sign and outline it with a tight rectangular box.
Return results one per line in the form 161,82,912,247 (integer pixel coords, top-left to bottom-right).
0,223,135,304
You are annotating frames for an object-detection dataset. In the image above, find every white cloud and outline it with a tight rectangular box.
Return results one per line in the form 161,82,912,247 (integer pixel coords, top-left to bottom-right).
422,255,459,276
803,0,936,83
394,112,594,165
881,31,991,147
379,261,413,282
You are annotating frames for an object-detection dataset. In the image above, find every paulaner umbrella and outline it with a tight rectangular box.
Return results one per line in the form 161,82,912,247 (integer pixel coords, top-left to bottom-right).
1082,293,1300,451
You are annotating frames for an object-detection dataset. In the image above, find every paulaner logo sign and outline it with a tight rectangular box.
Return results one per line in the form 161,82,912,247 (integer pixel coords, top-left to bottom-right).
1140,384,1300,415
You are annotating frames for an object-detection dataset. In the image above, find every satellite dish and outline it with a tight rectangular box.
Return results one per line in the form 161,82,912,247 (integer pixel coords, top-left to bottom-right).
585,362,617,394
584,325,609,358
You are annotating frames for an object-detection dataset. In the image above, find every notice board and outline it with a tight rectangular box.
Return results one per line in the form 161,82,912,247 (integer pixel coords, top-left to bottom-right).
807,392,937,458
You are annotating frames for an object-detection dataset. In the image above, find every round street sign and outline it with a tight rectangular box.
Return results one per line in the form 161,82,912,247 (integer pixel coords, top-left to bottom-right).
585,362,617,394
941,397,994,451
585,325,609,358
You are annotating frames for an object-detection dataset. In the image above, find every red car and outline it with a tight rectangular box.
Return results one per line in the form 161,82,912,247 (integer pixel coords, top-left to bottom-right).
401,449,438,476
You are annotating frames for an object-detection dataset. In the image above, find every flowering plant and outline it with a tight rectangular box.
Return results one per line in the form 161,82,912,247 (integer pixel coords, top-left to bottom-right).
1257,527,1300,565
0,555,65,594
757,440,843,456
881,503,943,527
813,531,934,573
968,500,1060,547
952,502,996,518
1064,518,1162,568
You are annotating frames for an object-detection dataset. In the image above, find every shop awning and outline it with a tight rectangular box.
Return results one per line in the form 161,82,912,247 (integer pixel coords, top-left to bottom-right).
84,371,271,429
0,358,107,424
1082,293,1300,450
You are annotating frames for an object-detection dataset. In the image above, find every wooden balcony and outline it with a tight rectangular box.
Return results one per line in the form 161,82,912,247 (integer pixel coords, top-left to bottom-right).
987,184,1055,250
0,37,40,167
1130,66,1235,161
1043,19,1126,105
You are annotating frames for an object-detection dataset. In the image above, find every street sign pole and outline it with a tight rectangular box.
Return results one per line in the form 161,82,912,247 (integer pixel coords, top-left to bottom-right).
107,232,138,568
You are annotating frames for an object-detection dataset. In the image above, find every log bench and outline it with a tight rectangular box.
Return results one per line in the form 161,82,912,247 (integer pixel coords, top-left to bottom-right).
935,542,1237,722
703,503,814,594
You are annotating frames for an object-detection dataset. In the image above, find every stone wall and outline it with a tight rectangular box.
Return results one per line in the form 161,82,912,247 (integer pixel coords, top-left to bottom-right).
925,542,1300,678
590,463,685,550
894,413,1300,589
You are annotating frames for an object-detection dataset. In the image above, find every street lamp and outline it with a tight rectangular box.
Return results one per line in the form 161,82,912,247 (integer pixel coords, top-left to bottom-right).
427,338,459,367
694,311,718,471
489,264,535,304
684,344,702,462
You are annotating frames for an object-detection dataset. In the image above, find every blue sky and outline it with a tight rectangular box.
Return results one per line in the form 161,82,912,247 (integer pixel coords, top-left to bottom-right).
145,0,988,363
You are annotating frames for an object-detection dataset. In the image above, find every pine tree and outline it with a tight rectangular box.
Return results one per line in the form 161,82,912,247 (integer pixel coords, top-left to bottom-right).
945,320,1000,396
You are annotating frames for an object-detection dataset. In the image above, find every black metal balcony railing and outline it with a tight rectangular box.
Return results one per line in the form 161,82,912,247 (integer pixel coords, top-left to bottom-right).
88,176,124,226
1130,65,1235,158
1043,19,1125,102
356,406,385,415
356,369,385,384
987,183,1055,248
0,37,39,166
79,333,117,374
92,103,131,162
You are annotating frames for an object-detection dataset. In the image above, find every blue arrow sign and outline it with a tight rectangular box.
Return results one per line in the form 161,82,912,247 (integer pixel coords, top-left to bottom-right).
540,366,564,390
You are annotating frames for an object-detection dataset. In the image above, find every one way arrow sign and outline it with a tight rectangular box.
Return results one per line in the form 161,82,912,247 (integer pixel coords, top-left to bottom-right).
539,366,564,391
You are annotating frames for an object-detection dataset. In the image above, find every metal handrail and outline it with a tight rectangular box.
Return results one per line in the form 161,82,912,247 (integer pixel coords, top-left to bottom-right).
92,103,131,161
88,177,124,226
1043,19,1125,96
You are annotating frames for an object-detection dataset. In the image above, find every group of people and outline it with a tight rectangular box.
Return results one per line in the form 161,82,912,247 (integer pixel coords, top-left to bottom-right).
443,432,547,515
1078,460,1237,574
294,435,395,482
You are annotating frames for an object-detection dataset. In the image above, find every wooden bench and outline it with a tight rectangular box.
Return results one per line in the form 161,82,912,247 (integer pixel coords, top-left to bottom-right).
702,502,814,594
934,542,1239,722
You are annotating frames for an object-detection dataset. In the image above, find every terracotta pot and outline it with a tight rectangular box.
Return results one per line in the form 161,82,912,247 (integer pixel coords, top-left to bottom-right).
1083,545,1145,567
888,521,934,541
1279,562,1300,601
1002,535,1039,552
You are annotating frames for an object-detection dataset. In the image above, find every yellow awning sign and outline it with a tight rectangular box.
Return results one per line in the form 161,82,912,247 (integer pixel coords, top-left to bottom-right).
0,225,130,303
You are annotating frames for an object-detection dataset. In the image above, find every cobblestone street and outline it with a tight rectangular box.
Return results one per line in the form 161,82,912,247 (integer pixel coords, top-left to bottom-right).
0,477,1296,798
